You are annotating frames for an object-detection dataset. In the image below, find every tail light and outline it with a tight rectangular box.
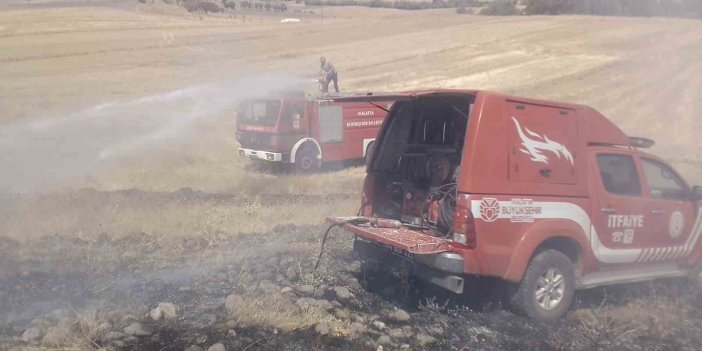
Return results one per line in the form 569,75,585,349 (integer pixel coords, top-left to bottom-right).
452,201,476,249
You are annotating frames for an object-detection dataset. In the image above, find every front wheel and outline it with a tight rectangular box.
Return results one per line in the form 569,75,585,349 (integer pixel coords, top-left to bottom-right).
294,145,319,173
510,249,575,322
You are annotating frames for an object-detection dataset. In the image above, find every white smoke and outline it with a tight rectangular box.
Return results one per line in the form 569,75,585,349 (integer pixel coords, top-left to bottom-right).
0,74,315,193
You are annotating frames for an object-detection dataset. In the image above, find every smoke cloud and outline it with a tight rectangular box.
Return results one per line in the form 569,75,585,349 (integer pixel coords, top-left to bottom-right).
0,74,315,193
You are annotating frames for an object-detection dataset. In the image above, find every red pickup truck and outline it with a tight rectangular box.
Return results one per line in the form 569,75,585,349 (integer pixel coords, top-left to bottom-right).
330,90,702,321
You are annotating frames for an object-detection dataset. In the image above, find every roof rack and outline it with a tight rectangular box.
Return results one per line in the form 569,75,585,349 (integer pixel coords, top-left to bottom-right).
629,137,655,148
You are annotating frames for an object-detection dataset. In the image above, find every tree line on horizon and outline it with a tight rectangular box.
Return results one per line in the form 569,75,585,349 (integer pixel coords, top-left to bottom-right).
302,0,702,19
522,0,702,18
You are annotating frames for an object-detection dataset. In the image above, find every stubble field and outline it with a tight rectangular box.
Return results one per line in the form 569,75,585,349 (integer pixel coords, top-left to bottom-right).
1,1,702,350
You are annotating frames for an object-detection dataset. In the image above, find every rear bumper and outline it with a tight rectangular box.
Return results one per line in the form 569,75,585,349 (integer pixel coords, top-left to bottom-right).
353,236,465,294
237,148,285,162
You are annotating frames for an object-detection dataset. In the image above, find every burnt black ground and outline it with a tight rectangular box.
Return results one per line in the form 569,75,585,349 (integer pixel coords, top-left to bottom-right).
1,222,702,351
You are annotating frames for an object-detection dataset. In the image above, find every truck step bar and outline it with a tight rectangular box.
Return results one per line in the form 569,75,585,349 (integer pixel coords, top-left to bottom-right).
577,262,688,289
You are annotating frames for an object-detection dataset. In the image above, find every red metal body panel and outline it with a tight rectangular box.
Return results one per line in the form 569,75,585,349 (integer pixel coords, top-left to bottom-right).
583,107,630,146
502,217,596,281
327,216,482,271
459,193,593,281
311,101,388,162
587,147,699,269
331,221,451,255
460,92,589,197
334,89,702,290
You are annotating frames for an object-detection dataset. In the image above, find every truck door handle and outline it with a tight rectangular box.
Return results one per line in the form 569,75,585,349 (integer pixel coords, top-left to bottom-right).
601,208,616,214
652,209,665,215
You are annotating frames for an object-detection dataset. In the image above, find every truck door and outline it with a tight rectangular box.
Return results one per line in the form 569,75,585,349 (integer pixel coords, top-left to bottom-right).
638,157,698,262
590,152,652,266
315,103,344,162
282,99,306,134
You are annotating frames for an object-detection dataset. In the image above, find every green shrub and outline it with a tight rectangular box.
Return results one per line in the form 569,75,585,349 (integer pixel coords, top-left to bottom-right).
480,0,518,15
303,0,457,10
183,0,224,13
222,0,236,9
524,0,702,18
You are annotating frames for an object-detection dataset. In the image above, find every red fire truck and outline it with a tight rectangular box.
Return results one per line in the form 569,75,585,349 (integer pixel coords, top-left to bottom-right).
236,92,390,171
330,89,702,321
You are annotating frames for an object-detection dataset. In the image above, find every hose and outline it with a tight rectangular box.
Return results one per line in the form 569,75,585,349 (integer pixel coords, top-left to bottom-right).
312,217,369,274
421,182,457,237
438,183,456,234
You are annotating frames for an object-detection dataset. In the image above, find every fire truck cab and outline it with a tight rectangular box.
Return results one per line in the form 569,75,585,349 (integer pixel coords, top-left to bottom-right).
236,92,390,171
330,90,702,321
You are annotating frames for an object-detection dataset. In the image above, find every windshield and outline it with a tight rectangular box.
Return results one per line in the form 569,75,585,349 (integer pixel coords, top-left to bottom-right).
239,100,281,126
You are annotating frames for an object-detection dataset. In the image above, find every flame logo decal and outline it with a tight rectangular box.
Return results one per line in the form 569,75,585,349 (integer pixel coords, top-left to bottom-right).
512,117,574,166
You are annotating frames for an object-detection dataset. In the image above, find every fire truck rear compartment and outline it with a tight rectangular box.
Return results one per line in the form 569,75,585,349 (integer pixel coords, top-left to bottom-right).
370,94,474,237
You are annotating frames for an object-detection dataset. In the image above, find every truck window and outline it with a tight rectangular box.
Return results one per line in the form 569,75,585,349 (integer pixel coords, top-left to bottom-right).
597,154,641,196
641,158,688,200
282,103,303,121
372,95,472,173
318,105,344,142
241,101,280,126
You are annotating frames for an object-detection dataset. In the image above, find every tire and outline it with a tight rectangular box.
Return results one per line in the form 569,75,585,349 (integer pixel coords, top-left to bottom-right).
364,141,375,167
510,249,576,322
294,144,319,172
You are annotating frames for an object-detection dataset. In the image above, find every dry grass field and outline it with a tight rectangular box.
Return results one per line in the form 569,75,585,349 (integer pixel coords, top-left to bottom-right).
1,1,702,350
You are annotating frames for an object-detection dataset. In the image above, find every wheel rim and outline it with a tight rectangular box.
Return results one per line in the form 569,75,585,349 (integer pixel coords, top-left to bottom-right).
535,268,566,310
300,156,313,170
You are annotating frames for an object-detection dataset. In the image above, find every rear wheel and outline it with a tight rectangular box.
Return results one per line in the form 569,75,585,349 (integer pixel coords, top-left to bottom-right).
510,249,575,322
294,144,319,172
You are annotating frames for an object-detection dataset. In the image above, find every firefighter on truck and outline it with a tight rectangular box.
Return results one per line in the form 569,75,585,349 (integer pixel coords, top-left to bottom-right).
319,57,339,94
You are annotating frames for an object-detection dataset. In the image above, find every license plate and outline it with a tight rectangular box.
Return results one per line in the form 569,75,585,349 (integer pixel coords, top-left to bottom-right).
381,243,415,259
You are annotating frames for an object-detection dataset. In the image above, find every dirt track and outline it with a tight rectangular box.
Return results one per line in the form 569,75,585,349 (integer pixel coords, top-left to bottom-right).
1,2,702,351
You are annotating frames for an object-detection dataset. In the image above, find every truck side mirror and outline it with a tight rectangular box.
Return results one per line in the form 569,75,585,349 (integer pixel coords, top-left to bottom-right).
690,185,702,201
